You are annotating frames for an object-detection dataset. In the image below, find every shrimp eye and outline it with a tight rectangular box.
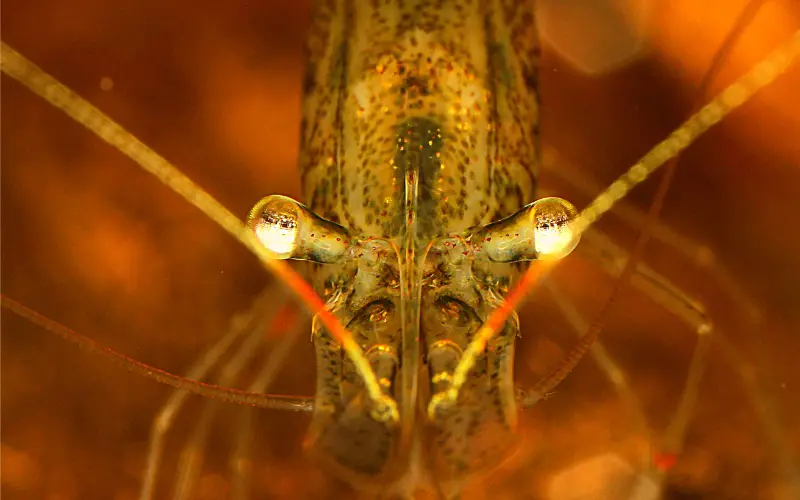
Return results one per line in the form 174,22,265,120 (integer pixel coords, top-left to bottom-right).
530,197,580,260
248,195,352,264
470,196,580,263
249,195,301,259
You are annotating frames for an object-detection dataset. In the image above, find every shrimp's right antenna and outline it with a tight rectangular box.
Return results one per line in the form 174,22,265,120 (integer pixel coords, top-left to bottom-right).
521,12,800,403
430,4,800,416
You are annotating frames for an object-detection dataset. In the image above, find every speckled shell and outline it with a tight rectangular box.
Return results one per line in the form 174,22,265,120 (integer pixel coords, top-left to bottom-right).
300,0,540,239
298,0,541,495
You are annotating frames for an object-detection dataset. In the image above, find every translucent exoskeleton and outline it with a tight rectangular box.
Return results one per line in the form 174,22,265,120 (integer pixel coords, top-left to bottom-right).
2,1,800,499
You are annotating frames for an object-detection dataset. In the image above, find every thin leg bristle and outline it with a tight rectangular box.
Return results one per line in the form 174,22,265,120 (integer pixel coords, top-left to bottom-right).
230,307,306,500
138,302,256,500
170,291,286,500
541,282,650,442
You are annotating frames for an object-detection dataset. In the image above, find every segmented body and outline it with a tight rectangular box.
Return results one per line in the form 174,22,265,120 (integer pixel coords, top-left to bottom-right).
3,1,800,499
299,0,540,494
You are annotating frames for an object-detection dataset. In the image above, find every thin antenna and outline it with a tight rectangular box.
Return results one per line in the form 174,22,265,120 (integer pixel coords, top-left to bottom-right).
527,0,782,402
2,295,314,412
0,42,394,421
430,23,800,414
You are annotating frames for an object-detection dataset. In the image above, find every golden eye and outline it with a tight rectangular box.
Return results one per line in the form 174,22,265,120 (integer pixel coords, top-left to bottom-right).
530,197,580,260
471,196,580,263
248,196,300,259
247,195,352,263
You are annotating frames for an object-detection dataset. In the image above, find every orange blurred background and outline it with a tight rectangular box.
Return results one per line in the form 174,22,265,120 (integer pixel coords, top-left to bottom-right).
2,1,799,499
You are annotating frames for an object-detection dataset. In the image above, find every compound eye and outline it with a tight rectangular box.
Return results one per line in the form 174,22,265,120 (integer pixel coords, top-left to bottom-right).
248,195,352,264
249,195,301,259
530,197,580,260
470,196,580,263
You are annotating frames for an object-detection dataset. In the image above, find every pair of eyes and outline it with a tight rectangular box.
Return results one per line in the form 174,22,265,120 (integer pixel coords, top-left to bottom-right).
249,195,581,265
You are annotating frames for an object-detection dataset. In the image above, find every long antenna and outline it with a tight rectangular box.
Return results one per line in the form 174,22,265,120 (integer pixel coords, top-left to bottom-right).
2,295,314,412
0,42,395,422
430,24,800,415
526,0,785,402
